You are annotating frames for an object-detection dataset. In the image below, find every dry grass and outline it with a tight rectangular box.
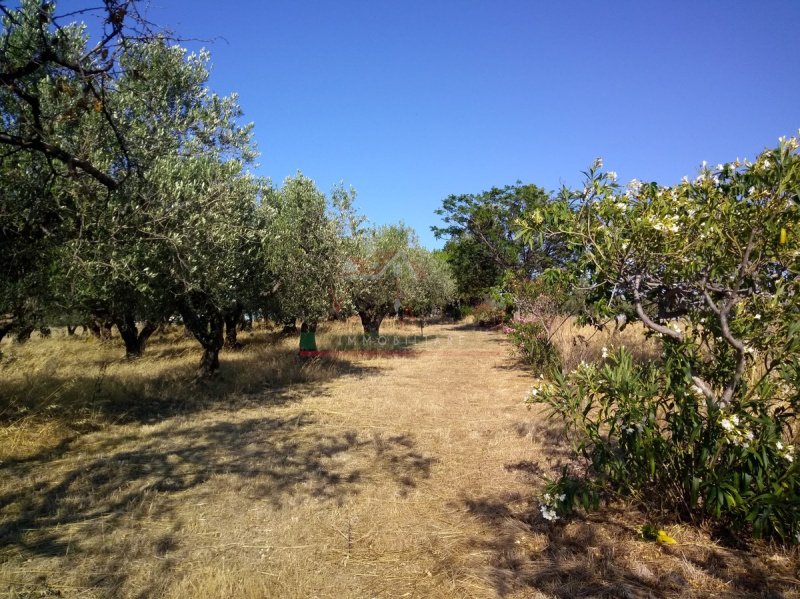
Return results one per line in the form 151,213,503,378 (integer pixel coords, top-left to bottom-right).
1,319,798,598
548,317,661,372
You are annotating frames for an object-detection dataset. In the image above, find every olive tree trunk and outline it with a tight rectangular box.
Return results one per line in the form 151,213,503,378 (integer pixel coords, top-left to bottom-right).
114,314,158,358
358,308,388,335
87,317,114,340
15,325,34,343
224,303,244,349
180,301,225,377
280,318,298,336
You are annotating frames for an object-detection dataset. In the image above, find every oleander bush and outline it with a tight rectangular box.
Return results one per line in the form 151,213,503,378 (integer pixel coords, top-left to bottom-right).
520,135,800,542
503,318,560,372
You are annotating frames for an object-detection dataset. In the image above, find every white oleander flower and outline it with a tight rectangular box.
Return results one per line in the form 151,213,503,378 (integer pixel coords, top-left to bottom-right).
540,505,559,521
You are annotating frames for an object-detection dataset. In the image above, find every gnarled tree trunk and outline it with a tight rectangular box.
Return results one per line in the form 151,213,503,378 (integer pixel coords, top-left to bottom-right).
87,320,101,338
281,318,298,336
180,301,225,377
224,303,244,349
358,308,388,335
87,317,114,340
114,314,158,358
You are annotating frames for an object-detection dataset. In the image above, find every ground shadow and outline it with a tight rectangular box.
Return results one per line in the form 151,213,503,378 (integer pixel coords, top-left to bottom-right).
0,341,382,429
447,321,502,332
461,490,799,598
0,413,436,563
508,417,577,470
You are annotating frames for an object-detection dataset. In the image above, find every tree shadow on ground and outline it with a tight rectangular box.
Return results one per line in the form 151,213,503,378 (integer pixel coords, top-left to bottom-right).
508,417,577,471
0,413,436,565
461,490,800,598
447,321,503,333
0,343,381,430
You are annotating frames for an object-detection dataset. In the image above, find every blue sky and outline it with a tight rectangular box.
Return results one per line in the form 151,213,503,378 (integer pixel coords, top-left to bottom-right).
69,0,800,247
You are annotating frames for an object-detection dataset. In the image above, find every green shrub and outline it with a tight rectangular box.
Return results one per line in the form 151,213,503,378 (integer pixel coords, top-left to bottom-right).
472,302,507,327
518,136,800,543
503,319,560,372
529,346,800,541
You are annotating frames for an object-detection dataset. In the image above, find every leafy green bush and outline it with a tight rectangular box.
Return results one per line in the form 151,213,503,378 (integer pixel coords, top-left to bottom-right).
529,346,799,540
472,302,507,327
456,304,474,320
518,135,800,542
503,319,560,372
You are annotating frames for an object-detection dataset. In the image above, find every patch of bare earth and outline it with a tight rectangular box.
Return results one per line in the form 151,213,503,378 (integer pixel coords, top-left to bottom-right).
1,321,798,597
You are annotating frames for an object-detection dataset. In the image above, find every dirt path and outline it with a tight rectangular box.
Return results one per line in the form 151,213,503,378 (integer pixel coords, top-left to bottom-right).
2,323,553,598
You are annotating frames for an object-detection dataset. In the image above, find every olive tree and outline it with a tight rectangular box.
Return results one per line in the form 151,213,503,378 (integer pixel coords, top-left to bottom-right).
404,248,456,319
0,150,65,350
140,155,264,375
0,1,258,362
263,174,352,331
57,38,261,363
0,0,158,189
346,224,455,335
0,0,119,344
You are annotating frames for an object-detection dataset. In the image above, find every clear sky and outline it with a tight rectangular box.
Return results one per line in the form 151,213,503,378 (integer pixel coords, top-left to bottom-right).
68,0,800,248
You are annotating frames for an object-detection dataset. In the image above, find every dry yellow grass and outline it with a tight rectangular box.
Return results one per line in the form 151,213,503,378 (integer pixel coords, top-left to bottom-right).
548,317,660,372
1,319,798,598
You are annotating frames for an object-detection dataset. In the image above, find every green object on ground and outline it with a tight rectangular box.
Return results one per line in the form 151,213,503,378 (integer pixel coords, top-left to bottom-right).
299,331,317,351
